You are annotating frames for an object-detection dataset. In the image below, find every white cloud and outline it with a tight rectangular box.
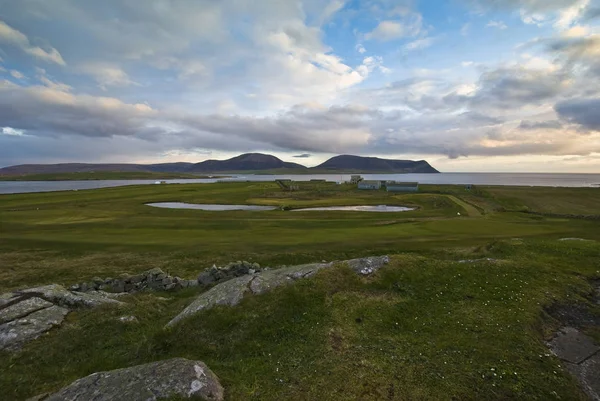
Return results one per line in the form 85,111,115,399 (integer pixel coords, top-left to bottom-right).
1,127,25,136
404,37,435,51
520,11,546,26
462,61,474,67
563,26,589,37
356,56,389,77
319,0,346,25
365,14,422,41
10,70,25,79
356,44,366,54
78,63,138,89
486,20,508,30
0,20,66,65
35,68,73,92
554,0,590,29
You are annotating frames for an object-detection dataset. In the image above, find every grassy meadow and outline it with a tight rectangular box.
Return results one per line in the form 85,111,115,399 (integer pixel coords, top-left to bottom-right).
1,181,599,400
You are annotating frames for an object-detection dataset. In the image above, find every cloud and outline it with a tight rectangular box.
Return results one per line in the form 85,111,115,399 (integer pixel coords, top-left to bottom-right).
466,0,587,13
0,20,65,65
583,7,600,20
78,63,138,89
555,98,600,131
460,23,470,36
365,14,422,41
1,127,25,136
486,20,508,30
293,153,312,158
554,0,590,29
403,37,435,51
468,66,570,109
35,68,73,92
319,0,346,25
1,0,600,168
10,70,24,79
0,81,155,139
543,34,600,79
519,120,563,130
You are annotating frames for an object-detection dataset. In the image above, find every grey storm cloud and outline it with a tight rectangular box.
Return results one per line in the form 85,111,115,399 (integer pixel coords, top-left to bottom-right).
555,98,600,131
0,82,156,138
2,78,573,161
468,67,569,109
545,35,600,80
519,120,564,130
583,7,600,21
293,153,312,158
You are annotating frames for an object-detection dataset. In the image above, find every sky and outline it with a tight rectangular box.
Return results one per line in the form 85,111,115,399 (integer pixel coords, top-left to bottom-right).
0,0,599,172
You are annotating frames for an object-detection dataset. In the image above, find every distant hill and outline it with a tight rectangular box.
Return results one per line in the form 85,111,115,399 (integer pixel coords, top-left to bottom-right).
0,153,439,176
314,155,439,173
189,153,306,172
0,163,159,175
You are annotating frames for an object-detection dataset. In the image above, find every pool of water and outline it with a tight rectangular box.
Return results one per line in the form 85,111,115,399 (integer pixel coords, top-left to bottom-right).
146,202,276,211
292,205,415,212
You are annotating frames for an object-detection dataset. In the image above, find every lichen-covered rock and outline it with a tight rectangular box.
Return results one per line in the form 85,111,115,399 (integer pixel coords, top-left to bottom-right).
18,285,123,308
167,275,254,327
0,305,69,351
167,257,391,327
345,256,390,275
167,262,331,327
248,262,331,295
0,297,53,324
30,358,224,401
0,292,18,307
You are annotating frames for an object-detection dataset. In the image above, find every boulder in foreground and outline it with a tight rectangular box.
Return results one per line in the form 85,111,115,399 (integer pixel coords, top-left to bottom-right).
28,358,224,401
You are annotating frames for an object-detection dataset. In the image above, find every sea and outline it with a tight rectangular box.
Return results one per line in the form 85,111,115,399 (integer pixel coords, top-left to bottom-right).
1,173,599,195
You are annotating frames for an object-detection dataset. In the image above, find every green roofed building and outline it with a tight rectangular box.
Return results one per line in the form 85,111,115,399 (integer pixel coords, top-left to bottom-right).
358,180,382,190
386,182,419,192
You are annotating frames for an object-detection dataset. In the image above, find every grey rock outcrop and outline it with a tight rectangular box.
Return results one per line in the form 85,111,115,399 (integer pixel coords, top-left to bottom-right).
19,284,123,308
548,327,600,400
248,262,331,295
0,284,124,352
167,275,255,327
167,257,388,327
0,297,53,324
29,358,224,401
346,255,389,275
0,305,69,351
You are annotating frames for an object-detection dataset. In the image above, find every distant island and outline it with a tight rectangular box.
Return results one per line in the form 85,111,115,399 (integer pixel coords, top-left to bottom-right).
0,153,439,180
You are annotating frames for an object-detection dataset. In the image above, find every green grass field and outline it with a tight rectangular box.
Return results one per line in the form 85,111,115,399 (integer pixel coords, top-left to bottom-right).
1,182,599,400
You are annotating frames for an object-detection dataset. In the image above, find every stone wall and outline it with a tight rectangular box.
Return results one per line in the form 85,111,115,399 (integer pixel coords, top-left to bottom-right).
69,268,198,294
68,261,264,295
197,261,262,286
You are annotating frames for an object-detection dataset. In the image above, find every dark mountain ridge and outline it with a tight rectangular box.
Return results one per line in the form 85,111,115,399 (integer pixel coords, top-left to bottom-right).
0,153,439,175
189,153,306,172
315,155,438,173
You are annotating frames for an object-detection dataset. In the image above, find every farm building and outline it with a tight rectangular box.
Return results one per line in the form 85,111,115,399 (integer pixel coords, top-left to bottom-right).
386,182,419,192
358,180,382,190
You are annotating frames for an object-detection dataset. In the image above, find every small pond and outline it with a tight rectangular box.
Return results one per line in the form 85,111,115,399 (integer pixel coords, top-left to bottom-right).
147,202,277,211
292,205,414,212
